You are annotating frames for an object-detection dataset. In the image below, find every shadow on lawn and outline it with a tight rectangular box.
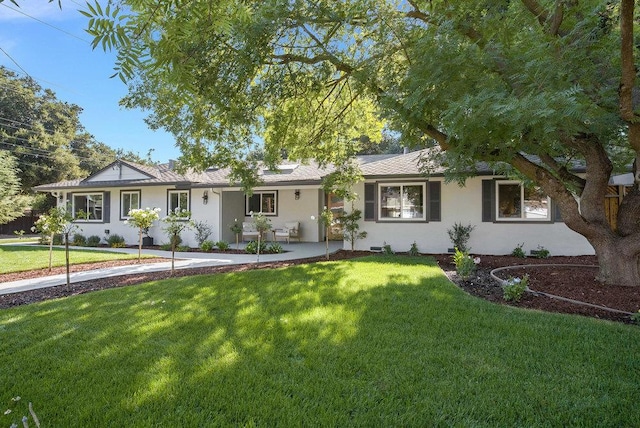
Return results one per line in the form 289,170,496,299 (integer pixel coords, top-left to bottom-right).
2,256,639,426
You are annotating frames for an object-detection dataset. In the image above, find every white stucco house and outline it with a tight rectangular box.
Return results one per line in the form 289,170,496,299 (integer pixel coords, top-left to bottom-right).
35,150,628,256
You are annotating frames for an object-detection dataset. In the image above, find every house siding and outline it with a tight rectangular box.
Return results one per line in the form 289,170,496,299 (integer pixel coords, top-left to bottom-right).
350,178,595,256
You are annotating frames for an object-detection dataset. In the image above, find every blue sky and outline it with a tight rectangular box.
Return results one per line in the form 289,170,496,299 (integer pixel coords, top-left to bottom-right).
0,1,181,163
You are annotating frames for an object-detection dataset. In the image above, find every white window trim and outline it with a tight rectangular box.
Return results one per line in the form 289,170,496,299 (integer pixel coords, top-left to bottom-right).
245,191,278,216
168,190,190,214
377,182,426,221
495,181,551,222
120,190,141,219
72,193,104,222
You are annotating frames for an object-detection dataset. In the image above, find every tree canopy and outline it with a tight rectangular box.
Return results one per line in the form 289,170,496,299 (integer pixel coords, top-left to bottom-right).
84,0,640,285
0,150,30,223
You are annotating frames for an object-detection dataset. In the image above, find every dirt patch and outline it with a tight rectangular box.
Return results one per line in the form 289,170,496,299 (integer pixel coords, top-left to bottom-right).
1,251,639,325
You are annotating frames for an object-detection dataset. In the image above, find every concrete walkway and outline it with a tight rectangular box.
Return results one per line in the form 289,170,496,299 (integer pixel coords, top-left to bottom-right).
0,241,343,296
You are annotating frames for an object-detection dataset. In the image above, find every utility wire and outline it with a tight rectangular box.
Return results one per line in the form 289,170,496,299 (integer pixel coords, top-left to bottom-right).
0,2,91,44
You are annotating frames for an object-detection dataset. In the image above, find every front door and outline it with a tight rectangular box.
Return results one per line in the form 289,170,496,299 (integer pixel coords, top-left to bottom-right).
326,193,344,240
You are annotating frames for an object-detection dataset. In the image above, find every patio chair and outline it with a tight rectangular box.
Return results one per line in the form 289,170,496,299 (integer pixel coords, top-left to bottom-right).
274,222,300,244
242,222,260,242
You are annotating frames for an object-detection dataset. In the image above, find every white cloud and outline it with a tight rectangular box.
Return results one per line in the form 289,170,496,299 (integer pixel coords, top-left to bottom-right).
0,1,79,22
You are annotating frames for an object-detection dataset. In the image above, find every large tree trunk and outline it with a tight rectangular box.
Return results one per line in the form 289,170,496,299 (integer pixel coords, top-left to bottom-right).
592,238,640,286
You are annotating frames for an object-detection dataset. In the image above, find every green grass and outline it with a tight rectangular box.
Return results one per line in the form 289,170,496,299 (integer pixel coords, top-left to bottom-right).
1,256,639,426
0,245,152,273
0,236,39,244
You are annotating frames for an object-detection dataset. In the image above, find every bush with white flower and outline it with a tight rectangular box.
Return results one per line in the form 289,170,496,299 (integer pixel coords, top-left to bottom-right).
124,207,161,262
502,275,529,302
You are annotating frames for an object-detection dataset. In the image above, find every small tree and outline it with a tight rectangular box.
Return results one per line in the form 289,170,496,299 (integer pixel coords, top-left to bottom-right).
162,209,193,274
252,212,271,262
32,207,81,285
230,218,242,249
447,222,475,253
315,206,333,260
340,205,367,252
192,220,213,247
32,207,71,272
124,207,161,262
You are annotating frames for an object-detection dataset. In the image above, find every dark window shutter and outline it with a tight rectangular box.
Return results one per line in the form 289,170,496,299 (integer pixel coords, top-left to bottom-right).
428,181,441,222
364,183,376,221
481,180,495,222
552,199,562,222
103,191,111,223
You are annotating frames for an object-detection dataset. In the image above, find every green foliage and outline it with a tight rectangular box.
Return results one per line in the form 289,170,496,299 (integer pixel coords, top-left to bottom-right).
408,241,420,256
340,206,367,251
13,230,25,238
533,245,551,259
511,243,526,258
72,233,87,246
0,151,31,224
86,235,101,247
200,240,215,251
447,223,475,253
632,311,640,325
230,219,242,235
244,240,267,254
215,241,230,251
453,248,477,280
382,242,394,255
503,275,529,302
106,234,126,248
162,209,192,250
252,212,271,234
193,220,213,246
268,242,284,254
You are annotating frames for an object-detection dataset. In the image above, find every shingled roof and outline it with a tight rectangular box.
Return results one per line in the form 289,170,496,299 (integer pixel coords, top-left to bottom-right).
33,150,504,192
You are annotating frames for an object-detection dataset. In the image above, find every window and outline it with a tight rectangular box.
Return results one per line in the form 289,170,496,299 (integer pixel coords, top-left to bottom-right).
496,182,550,221
246,191,277,215
73,193,103,221
120,190,140,219
168,190,189,214
379,183,425,220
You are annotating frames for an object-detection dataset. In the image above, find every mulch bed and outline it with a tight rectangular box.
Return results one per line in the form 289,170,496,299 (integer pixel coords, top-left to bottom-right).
1,251,639,325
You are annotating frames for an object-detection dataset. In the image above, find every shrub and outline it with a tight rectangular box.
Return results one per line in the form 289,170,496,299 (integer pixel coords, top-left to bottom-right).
193,220,213,246
200,240,215,251
160,243,172,251
52,234,64,245
177,245,191,252
503,275,529,302
533,245,550,259
87,235,101,247
382,242,394,255
72,233,87,246
632,311,640,325
447,222,475,252
215,241,230,251
453,248,477,280
245,240,267,254
511,243,526,258
268,242,284,254
408,241,420,257
106,234,126,248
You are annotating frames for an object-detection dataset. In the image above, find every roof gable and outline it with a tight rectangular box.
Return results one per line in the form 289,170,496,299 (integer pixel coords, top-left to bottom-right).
82,160,157,183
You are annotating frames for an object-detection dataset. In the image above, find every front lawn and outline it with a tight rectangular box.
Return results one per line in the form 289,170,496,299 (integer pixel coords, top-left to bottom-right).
1,256,638,426
0,245,150,274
